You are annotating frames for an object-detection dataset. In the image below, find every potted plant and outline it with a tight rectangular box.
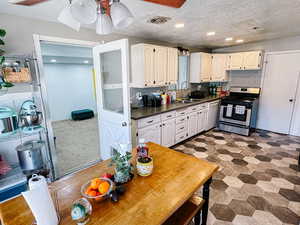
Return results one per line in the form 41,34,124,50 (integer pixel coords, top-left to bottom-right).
110,145,134,185
0,29,14,91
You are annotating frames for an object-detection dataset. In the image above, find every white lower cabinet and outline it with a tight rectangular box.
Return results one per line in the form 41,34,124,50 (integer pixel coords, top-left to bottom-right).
135,101,219,147
138,123,161,145
188,112,198,137
161,119,176,147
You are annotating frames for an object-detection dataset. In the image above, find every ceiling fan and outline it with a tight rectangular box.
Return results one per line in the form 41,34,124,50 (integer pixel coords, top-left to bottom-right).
9,0,50,6
143,0,186,8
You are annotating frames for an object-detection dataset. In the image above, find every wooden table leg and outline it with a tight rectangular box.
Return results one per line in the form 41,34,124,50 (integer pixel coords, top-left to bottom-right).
201,178,212,225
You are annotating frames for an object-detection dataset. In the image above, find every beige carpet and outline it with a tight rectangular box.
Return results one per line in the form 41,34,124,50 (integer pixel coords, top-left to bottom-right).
52,117,100,177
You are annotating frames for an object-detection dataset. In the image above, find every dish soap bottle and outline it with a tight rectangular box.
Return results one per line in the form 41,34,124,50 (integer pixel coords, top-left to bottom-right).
137,139,149,158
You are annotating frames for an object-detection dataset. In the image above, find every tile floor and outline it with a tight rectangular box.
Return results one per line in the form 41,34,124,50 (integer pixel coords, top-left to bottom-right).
173,129,300,225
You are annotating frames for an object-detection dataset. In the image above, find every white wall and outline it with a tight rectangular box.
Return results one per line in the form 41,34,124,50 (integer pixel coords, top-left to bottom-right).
44,64,97,121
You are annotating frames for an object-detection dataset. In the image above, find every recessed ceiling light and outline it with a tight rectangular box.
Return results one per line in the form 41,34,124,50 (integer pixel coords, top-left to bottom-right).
83,60,89,64
236,39,244,43
225,37,233,41
206,31,216,36
175,23,185,28
50,59,56,63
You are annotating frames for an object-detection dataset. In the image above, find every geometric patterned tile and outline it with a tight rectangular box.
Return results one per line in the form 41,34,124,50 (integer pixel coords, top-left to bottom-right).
223,176,245,188
172,129,300,225
232,215,258,225
210,203,236,222
247,195,270,211
252,210,283,225
257,181,280,193
228,199,255,216
238,174,258,184
271,178,294,190
243,156,260,164
279,188,300,202
269,206,300,224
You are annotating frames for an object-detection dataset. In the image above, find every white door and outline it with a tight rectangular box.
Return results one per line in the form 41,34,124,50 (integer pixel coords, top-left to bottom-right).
161,119,176,147
258,52,300,134
93,39,131,160
139,123,161,145
197,110,208,133
290,75,300,136
188,112,198,137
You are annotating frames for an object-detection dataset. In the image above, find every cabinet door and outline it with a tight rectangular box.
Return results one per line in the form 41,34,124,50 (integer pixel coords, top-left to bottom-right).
197,110,207,133
154,46,168,86
207,101,220,130
243,51,262,70
188,112,198,137
229,53,244,70
167,48,178,85
212,54,229,81
190,53,201,83
161,119,176,147
139,123,161,145
144,45,155,86
201,53,212,82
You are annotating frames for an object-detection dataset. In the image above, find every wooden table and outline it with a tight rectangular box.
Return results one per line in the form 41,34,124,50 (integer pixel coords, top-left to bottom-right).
0,143,218,225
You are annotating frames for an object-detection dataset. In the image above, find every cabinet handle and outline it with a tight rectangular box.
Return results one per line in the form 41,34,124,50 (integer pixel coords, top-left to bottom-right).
145,84,147,86
160,124,162,127
180,127,184,130
180,119,184,121
180,136,184,139
147,120,154,123
153,80,156,84
167,115,172,118
153,49,156,52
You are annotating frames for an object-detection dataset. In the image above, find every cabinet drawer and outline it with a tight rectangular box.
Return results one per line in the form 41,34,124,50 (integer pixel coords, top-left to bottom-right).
199,103,208,110
176,115,187,124
161,111,176,121
176,132,188,143
138,115,161,128
176,122,187,134
176,108,189,117
188,105,201,113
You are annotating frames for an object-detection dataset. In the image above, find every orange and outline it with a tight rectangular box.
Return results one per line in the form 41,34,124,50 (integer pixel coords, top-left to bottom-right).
98,181,110,194
85,186,93,195
87,190,97,197
90,178,101,189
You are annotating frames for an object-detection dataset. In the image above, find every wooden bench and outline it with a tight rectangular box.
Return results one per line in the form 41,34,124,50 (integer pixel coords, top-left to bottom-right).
163,196,205,225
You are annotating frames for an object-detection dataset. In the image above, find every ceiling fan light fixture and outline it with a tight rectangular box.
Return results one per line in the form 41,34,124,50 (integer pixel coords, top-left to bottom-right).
70,0,97,24
110,0,134,29
58,2,80,31
96,4,113,35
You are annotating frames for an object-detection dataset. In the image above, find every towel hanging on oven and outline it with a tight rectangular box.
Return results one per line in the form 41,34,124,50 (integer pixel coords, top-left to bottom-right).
235,105,246,115
226,104,233,117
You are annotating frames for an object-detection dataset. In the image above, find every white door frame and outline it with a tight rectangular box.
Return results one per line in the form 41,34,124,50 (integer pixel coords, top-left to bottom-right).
33,34,101,180
259,50,300,134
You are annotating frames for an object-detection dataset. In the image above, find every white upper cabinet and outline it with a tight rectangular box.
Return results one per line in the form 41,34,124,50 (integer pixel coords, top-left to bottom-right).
228,52,244,70
131,44,178,87
228,51,262,71
167,48,179,85
243,51,262,70
211,54,229,82
190,52,212,83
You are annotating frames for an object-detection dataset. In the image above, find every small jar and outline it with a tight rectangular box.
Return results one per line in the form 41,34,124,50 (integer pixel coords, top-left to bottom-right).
136,157,153,177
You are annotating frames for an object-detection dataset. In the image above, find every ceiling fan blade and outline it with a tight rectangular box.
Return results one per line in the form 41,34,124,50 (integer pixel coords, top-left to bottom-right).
9,0,50,6
143,0,186,8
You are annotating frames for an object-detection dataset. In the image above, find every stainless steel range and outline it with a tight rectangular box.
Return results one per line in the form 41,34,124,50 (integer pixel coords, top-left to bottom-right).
219,87,260,136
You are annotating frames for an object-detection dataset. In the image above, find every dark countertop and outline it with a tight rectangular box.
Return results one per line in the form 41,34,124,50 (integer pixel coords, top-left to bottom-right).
131,95,222,120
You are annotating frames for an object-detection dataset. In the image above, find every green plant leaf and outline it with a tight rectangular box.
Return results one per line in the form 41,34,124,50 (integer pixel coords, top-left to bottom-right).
2,82,14,88
0,39,4,46
0,29,6,37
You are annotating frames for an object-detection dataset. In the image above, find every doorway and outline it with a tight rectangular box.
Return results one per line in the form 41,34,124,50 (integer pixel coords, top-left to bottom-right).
34,36,101,179
258,51,300,135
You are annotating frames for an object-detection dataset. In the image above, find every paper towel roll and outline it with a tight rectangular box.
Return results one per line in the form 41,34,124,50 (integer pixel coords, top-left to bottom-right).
22,174,59,225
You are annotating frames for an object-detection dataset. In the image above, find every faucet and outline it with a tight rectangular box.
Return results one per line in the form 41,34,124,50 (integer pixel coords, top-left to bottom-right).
180,81,189,90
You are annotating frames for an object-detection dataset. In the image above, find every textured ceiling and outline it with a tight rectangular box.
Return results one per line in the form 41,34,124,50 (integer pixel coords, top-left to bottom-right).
1,0,300,48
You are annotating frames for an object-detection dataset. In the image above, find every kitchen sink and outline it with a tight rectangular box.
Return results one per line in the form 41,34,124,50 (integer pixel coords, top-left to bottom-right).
177,99,197,104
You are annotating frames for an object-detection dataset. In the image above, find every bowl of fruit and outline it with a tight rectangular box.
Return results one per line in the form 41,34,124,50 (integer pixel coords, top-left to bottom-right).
81,177,113,202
